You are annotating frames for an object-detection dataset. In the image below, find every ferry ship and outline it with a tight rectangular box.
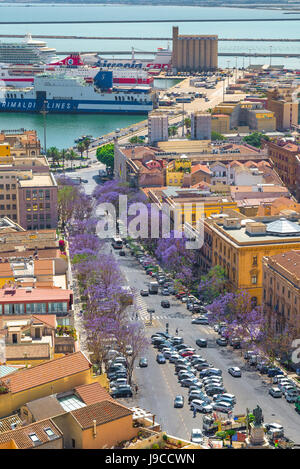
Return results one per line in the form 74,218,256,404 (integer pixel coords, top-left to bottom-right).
0,71,154,114
96,46,172,72
0,33,57,65
0,55,154,87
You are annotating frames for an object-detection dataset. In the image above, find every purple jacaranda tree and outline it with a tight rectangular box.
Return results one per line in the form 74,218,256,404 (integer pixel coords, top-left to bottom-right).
114,320,149,385
155,231,197,287
208,290,266,349
85,314,117,369
69,232,102,260
198,266,227,304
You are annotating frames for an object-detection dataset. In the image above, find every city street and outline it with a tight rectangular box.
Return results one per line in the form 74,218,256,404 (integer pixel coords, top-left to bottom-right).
112,247,300,443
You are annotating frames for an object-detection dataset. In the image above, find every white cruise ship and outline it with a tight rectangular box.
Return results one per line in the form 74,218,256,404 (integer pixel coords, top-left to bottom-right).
0,33,57,65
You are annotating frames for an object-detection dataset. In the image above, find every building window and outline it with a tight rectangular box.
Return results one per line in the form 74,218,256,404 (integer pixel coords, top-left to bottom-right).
251,275,257,285
72,439,76,448
252,256,257,266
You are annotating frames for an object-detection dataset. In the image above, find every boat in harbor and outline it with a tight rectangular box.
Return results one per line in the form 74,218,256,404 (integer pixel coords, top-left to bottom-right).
0,54,154,87
0,33,57,65
96,46,172,72
0,70,154,114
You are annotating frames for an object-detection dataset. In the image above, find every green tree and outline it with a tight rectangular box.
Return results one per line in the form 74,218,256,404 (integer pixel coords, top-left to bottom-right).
67,149,77,171
47,146,60,167
82,137,92,158
211,131,227,141
60,149,67,171
168,126,177,137
77,141,85,167
243,132,269,148
96,143,114,168
129,136,144,144
184,117,191,129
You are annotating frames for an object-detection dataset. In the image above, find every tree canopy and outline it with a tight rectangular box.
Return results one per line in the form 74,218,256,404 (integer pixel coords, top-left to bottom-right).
96,143,114,168
243,132,269,148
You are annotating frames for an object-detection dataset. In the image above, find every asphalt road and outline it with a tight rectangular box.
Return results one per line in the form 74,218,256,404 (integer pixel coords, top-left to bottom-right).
113,248,300,443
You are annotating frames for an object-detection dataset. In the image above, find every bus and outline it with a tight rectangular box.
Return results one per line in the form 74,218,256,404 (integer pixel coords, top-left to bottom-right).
112,237,123,249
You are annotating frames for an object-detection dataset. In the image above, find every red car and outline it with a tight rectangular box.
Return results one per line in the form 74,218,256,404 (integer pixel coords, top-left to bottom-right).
176,291,188,299
180,350,195,358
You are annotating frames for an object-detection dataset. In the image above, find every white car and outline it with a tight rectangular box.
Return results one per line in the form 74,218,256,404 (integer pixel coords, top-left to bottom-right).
269,387,282,398
228,367,242,377
212,401,233,413
190,399,213,414
190,429,204,444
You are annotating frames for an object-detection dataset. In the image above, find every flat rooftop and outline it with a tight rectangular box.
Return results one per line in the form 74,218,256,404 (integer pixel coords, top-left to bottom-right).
18,174,55,188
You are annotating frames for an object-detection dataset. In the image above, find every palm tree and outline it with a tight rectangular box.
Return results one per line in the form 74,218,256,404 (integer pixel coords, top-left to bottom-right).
82,137,92,159
46,146,60,168
76,141,85,168
168,126,177,137
60,149,67,172
67,149,77,171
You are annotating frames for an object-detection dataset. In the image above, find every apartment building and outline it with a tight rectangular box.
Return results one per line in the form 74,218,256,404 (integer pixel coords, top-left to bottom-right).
190,112,211,140
263,250,300,334
265,139,300,199
266,88,298,130
200,215,300,305
148,111,168,145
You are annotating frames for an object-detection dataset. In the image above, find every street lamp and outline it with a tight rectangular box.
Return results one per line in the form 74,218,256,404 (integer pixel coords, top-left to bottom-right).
270,45,272,67
249,49,252,67
182,102,185,137
40,100,48,155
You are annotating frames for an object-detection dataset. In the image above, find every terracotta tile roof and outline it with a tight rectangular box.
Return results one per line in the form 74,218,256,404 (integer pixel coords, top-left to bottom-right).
268,250,300,279
0,288,72,304
191,164,211,175
71,400,132,429
34,260,54,276
0,418,62,449
0,263,13,276
75,382,113,405
3,351,91,394
32,314,56,329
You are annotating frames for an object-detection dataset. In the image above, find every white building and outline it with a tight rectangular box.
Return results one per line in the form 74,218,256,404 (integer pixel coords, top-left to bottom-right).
148,111,169,145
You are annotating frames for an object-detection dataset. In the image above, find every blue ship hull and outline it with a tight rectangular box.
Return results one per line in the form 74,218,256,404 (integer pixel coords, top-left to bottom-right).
0,98,151,114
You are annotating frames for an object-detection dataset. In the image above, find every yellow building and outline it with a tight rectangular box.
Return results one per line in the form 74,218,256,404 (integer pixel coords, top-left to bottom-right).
211,114,230,134
158,187,238,228
0,144,10,158
156,139,212,154
203,216,300,306
266,88,298,130
166,157,191,186
0,351,108,418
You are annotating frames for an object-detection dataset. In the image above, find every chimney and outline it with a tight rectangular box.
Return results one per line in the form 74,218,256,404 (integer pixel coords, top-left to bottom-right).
93,419,97,438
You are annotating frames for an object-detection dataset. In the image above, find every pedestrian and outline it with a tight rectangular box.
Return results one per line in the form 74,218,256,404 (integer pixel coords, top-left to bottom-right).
136,313,138,320
135,384,139,394
175,328,179,335
193,408,197,418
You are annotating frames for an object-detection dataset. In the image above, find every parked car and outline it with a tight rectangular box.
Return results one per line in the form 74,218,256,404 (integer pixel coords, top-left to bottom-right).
216,337,228,346
190,400,213,414
268,368,284,378
228,367,242,377
269,387,283,398
188,391,207,403
205,386,226,396
110,385,133,398
200,368,222,378
213,393,236,404
212,401,233,413
285,390,299,403
139,357,148,368
156,353,166,364
174,395,184,408
180,350,195,358
181,378,202,388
